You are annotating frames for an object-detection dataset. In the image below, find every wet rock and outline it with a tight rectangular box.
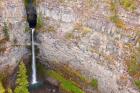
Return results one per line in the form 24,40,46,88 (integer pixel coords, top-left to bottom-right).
46,77,60,87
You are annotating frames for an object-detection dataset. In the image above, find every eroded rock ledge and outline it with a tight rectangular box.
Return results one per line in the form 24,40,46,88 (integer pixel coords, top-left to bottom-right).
36,0,140,93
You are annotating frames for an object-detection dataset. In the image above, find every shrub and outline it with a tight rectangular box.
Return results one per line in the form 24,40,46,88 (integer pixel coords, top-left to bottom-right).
110,15,125,29
24,0,36,7
14,61,29,93
110,1,117,14
135,80,140,89
128,55,139,75
120,0,136,11
36,13,44,30
3,22,9,40
91,79,98,89
65,32,75,40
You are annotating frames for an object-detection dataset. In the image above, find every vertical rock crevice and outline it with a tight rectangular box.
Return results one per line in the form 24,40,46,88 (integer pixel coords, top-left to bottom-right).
25,0,37,28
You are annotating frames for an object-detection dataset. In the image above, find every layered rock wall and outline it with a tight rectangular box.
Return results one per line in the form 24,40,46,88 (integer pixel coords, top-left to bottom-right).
0,0,30,72
36,0,140,93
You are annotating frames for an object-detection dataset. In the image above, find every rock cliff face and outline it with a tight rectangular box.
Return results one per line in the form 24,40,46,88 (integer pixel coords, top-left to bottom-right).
36,0,140,93
0,0,30,72
0,0,140,93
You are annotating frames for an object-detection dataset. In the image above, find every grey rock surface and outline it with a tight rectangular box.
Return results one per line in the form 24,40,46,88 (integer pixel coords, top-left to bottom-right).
0,0,30,72
36,0,140,93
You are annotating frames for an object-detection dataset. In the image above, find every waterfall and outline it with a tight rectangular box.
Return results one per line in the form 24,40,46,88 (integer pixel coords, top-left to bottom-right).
31,28,37,84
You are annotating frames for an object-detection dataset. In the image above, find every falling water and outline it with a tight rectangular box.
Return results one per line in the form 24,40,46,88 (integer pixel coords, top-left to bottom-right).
31,28,37,84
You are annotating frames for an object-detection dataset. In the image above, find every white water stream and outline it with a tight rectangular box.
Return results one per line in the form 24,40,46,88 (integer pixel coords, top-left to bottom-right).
31,28,37,84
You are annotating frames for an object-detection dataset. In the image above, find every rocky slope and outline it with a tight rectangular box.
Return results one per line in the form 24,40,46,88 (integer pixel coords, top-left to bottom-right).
36,0,140,93
0,0,30,73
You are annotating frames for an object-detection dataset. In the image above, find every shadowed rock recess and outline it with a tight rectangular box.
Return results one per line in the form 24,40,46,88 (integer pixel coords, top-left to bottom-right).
0,0,140,93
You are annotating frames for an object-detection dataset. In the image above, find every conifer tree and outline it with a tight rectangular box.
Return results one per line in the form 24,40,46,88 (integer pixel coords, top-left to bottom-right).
8,88,13,93
0,81,5,93
14,61,29,93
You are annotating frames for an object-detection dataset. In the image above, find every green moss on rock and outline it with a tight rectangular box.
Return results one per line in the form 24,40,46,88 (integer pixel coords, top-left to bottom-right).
135,80,140,89
91,79,98,89
47,70,84,93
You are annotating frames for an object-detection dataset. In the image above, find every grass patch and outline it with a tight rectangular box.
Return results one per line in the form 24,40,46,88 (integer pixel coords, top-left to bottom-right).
81,26,92,36
110,15,126,29
91,79,98,89
126,33,140,90
74,22,92,35
135,80,140,89
128,56,139,75
109,1,126,29
47,26,56,33
24,0,30,7
36,13,44,30
47,70,84,93
36,62,48,78
120,0,136,11
59,0,65,3
65,32,75,40
109,0,117,14
24,0,36,7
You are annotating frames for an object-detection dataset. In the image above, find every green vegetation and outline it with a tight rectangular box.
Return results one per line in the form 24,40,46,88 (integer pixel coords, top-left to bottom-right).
3,22,9,40
65,32,75,40
24,0,30,7
0,81,5,93
110,1,116,14
24,0,36,7
24,23,30,32
109,1,126,29
135,80,140,89
110,15,125,29
8,88,13,93
59,0,65,3
126,34,140,90
36,13,44,30
37,63,98,92
74,22,92,35
47,70,84,93
91,79,98,89
81,26,92,36
128,55,139,75
120,0,136,11
37,62,47,77
14,61,29,93
65,23,92,40
47,26,56,32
